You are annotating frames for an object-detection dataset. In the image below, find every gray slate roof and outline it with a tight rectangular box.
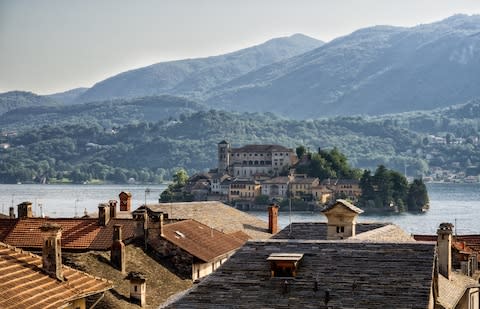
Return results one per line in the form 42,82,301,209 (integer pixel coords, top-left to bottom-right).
272,222,388,240
322,199,364,214
140,202,271,239
165,240,436,309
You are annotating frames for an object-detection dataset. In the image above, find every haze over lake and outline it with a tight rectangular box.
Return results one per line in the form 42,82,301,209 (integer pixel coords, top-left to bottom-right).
1,183,478,235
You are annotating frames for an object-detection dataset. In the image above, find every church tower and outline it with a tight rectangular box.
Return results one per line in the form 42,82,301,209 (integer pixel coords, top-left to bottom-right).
218,140,230,174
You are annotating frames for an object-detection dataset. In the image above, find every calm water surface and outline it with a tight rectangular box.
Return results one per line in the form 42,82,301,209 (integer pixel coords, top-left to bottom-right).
0,183,478,235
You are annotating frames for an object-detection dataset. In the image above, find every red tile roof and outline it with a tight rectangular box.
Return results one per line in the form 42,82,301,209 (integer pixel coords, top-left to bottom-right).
0,219,17,241
414,234,480,253
160,219,246,262
2,218,138,251
0,242,113,309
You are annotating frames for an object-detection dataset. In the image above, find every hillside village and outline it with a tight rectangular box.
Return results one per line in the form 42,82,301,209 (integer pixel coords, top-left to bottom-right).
172,141,362,210
0,194,479,308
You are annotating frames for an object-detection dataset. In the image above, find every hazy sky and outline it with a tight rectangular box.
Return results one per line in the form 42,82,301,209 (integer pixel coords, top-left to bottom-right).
1,0,480,94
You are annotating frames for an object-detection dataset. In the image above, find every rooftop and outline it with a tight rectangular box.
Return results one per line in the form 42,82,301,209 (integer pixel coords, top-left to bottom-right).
231,144,293,153
1,218,138,251
0,242,113,309
165,240,436,309
155,219,246,262
272,222,388,240
137,201,271,239
321,199,364,214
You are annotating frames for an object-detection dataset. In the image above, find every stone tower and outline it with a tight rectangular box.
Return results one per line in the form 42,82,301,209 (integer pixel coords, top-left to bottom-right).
218,140,230,174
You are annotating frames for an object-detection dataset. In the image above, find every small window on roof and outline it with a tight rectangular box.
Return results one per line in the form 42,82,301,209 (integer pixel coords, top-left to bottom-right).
267,253,303,278
175,231,186,238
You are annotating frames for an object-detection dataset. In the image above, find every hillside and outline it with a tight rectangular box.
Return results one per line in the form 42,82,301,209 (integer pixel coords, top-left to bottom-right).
0,91,58,115
46,87,89,104
0,95,206,131
205,14,480,118
76,34,323,103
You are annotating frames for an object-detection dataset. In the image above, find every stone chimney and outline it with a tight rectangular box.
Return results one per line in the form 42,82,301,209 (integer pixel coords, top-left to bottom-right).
98,203,110,226
268,204,279,234
111,224,126,273
9,206,15,219
119,191,132,212
17,201,33,218
437,222,453,279
39,223,63,281
109,200,117,218
159,213,165,237
126,271,147,307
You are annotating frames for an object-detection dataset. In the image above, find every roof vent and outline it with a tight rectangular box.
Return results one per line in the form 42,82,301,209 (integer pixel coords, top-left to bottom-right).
267,253,303,278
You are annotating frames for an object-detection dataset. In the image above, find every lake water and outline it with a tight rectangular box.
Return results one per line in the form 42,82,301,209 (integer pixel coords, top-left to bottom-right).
0,183,478,235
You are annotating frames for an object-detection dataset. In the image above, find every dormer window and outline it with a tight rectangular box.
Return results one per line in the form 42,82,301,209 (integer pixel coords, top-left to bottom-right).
267,253,303,278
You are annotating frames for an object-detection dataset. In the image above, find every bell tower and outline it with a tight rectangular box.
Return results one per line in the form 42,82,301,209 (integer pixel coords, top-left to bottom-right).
218,140,230,174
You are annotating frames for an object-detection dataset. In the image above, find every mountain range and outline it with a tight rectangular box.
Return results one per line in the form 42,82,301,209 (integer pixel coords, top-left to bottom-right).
2,15,480,120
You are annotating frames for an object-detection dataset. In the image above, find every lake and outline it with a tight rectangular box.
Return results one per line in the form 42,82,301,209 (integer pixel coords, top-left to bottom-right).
0,183,478,235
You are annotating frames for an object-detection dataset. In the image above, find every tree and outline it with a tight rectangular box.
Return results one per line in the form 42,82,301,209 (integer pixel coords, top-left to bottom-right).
173,169,188,187
407,179,429,212
296,146,307,159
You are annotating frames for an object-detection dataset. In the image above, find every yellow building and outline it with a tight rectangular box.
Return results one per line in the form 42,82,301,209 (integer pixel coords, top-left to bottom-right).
229,179,261,201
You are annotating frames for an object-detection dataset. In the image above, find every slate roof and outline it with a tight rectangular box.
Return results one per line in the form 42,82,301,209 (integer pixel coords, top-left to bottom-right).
272,222,388,240
291,177,318,184
0,242,113,309
2,218,137,251
438,272,480,309
165,240,436,309
350,224,415,242
158,219,246,262
322,199,364,214
261,176,290,184
139,202,271,239
231,144,293,153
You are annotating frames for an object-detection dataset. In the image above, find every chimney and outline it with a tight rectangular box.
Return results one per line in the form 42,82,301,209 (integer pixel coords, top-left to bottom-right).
126,271,147,307
119,191,132,212
268,204,279,234
9,206,15,218
109,200,117,218
17,201,33,218
111,224,126,273
98,203,110,226
159,213,164,237
437,222,453,279
39,223,63,281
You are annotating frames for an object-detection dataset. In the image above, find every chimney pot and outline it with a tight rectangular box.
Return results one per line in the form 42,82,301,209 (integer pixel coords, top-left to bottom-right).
111,224,125,272
9,206,15,219
126,271,147,307
109,200,117,218
119,191,132,212
437,222,453,279
98,203,110,226
39,223,63,281
17,201,33,218
268,204,279,234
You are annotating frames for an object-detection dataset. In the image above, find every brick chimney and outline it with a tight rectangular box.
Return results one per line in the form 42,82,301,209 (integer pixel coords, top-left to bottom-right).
17,201,33,218
39,223,63,281
126,271,147,307
119,191,132,212
111,224,125,273
9,206,15,219
437,222,453,279
109,200,117,218
268,204,279,234
98,203,110,226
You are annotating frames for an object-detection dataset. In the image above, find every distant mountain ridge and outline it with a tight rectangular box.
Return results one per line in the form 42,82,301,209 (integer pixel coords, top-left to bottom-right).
76,34,324,103
205,14,480,118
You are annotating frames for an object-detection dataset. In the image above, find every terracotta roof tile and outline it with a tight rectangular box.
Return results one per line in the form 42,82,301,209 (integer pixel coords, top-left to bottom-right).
158,219,246,262
3,218,138,250
0,219,17,241
0,242,113,309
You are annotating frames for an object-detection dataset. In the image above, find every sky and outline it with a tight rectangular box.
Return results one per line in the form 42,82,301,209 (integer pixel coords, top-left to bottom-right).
1,0,480,95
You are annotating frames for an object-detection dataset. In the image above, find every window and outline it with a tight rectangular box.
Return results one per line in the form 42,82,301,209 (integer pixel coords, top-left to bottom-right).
134,285,138,292
336,226,345,233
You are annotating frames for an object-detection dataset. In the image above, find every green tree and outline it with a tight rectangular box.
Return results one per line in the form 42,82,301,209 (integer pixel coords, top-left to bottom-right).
407,179,429,212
